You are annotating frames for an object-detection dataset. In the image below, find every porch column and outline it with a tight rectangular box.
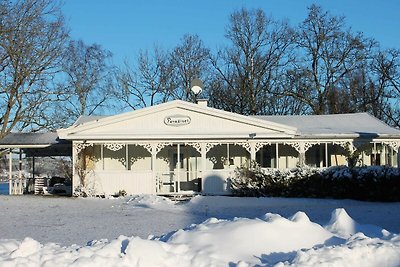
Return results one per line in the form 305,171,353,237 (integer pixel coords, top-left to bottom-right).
275,143,279,169
201,143,207,192
18,149,22,194
250,142,256,162
361,151,365,166
72,142,77,195
151,146,157,194
325,143,329,167
398,147,400,167
32,156,35,180
176,144,181,193
298,142,305,167
382,143,386,166
8,149,12,195
389,146,393,166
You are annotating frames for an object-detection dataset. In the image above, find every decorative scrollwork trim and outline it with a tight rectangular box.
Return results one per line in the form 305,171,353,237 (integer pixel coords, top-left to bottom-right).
185,142,202,154
234,142,252,153
254,142,271,153
284,142,301,153
382,141,400,152
154,143,173,154
204,143,221,153
74,142,93,154
136,143,153,154
104,143,125,151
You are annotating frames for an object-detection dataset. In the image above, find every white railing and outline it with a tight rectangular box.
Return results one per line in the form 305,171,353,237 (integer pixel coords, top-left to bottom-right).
81,169,235,196
89,170,154,196
156,171,201,194
9,178,26,195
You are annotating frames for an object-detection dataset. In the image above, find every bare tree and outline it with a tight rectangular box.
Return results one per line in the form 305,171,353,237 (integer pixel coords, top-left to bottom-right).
289,4,372,115
114,46,176,110
0,0,68,137
170,34,210,102
114,34,210,110
209,8,295,115
54,40,113,127
368,48,400,127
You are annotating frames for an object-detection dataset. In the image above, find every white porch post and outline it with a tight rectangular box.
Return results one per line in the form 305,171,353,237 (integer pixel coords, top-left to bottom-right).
151,145,157,194
382,143,386,165
201,143,207,193
390,146,394,166
325,143,328,167
250,142,256,162
72,142,77,195
177,144,181,193
361,151,365,166
275,143,279,169
32,156,35,180
18,149,22,194
8,149,12,195
398,146,400,167
298,142,305,167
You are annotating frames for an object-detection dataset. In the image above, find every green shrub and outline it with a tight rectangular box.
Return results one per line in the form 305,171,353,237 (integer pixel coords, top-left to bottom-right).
230,163,400,201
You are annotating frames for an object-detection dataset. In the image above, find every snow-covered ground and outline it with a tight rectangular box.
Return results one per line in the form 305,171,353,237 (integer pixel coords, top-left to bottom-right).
0,195,399,266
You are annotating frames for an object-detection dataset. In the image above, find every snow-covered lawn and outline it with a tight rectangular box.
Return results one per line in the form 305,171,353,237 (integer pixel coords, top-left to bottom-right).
0,195,399,266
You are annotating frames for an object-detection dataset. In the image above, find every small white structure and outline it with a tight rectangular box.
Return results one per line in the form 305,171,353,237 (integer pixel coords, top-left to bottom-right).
53,100,400,196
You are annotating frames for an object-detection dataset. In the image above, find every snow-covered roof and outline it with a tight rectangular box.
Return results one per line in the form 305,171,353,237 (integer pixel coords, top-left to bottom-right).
0,132,71,156
73,115,108,126
58,100,297,140
254,113,400,138
0,132,67,147
69,109,400,140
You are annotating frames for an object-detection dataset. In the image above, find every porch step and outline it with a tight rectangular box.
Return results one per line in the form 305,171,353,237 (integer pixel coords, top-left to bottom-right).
162,194,197,202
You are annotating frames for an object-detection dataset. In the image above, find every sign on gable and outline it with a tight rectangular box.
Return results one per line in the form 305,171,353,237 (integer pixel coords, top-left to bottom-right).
164,115,191,126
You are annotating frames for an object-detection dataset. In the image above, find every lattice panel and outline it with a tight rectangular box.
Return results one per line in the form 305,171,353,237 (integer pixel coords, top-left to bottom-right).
204,143,220,153
333,141,355,152
235,142,252,153
185,142,202,154
383,141,400,152
154,143,172,154
74,143,93,154
104,143,125,151
303,142,320,152
284,142,301,153
137,143,153,154
254,142,271,152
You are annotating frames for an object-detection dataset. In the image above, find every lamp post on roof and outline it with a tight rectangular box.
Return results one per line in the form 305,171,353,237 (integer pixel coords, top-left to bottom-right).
190,78,203,103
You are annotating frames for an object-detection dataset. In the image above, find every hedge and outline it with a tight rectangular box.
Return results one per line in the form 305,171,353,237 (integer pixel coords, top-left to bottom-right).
230,162,400,201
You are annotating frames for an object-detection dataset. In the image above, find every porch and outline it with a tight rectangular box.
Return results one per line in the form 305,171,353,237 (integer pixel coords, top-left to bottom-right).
74,139,399,196
0,132,72,195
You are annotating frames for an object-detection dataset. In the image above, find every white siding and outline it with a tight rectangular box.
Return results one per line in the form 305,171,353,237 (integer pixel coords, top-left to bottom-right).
87,170,154,195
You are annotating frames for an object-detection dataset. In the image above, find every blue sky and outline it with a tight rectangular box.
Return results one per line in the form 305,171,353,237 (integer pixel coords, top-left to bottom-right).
63,0,400,66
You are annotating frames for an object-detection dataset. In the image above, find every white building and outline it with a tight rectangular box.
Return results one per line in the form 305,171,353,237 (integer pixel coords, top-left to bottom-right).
2,99,400,196
57,100,400,196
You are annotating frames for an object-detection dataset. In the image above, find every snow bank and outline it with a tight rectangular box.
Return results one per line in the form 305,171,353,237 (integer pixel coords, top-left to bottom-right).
325,208,386,238
121,194,176,209
1,207,399,267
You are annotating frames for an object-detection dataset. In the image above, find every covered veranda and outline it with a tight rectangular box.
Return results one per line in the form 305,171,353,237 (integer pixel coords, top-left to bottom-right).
72,137,399,196
0,132,72,195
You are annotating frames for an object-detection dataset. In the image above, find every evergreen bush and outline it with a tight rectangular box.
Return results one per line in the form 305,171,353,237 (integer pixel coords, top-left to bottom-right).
230,162,400,201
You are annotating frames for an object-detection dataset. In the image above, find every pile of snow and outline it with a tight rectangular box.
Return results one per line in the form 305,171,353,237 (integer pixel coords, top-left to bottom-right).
1,206,399,266
120,194,176,209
